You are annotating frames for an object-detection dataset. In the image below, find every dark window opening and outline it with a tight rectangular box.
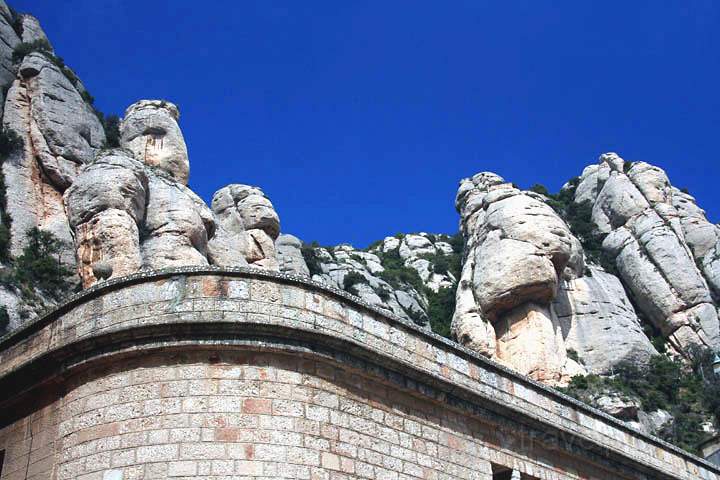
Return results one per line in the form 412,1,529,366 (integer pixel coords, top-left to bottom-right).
491,464,538,480
0,449,5,477
492,464,514,480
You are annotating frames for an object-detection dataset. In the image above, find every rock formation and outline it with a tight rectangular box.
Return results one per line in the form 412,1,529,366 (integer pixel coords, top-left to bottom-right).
275,234,310,276
208,184,280,270
0,2,20,93
290,233,460,327
119,100,189,185
3,51,105,262
0,1,288,323
554,266,657,374
576,153,720,357
1,2,720,425
452,173,586,383
377,233,457,292
305,243,428,325
64,150,147,287
64,101,283,287
451,170,659,383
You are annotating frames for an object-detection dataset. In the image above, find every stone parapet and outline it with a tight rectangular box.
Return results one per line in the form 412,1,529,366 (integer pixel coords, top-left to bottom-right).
0,267,717,479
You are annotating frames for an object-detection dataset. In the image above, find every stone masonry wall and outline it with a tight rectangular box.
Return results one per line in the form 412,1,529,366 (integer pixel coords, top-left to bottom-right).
53,350,613,480
0,268,718,479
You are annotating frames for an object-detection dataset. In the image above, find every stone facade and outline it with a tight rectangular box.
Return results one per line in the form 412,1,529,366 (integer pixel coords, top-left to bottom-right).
0,268,718,479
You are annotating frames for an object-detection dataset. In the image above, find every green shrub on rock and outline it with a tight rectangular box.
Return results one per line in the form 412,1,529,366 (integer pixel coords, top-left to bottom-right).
301,241,323,277
13,228,73,301
342,271,367,295
11,39,52,62
560,351,720,455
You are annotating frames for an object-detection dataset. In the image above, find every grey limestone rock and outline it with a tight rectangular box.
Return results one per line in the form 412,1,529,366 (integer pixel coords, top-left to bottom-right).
555,267,657,375
306,243,429,326
17,14,49,46
276,234,310,276
120,100,189,185
141,172,212,269
0,1,19,91
576,152,720,356
207,184,280,270
451,172,582,384
64,150,148,286
380,233,457,293
2,51,105,266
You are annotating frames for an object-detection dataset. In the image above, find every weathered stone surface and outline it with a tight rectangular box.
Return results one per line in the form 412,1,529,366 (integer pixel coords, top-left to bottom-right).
577,153,720,355
637,409,673,436
452,172,583,384
307,243,428,325
141,172,212,269
120,100,189,185
18,14,49,45
207,184,280,269
495,302,569,384
0,2,19,91
672,187,720,299
452,254,496,356
2,51,105,263
592,393,641,420
555,267,657,374
64,150,148,286
64,150,147,227
275,233,309,276
212,184,280,239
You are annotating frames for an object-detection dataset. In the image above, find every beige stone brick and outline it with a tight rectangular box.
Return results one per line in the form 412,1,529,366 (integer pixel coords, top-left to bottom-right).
321,452,340,470
179,442,226,460
136,444,178,462
236,460,264,475
243,398,272,414
167,461,197,477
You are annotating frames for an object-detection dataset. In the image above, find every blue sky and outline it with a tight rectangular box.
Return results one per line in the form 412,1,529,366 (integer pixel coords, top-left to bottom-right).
13,1,720,247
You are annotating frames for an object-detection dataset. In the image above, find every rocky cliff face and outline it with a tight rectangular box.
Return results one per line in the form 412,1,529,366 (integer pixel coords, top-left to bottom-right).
1,0,720,415
0,7,285,328
575,153,720,357
1,0,720,456
279,233,460,327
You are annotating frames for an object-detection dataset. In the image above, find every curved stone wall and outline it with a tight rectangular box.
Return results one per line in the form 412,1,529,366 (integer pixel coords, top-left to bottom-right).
0,267,718,480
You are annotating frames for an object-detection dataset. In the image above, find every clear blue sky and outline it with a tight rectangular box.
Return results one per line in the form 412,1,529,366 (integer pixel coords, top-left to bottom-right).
13,1,720,247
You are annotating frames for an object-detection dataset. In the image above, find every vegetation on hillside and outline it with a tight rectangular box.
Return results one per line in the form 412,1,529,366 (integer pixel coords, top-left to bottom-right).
300,241,324,277
12,228,73,300
103,115,121,148
372,233,463,338
560,350,720,455
342,271,367,295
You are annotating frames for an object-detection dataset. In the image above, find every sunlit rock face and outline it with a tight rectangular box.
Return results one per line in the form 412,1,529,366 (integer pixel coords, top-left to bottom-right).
208,184,280,270
451,169,658,384
452,172,582,384
120,100,190,185
554,266,657,375
141,171,215,270
3,52,105,263
64,150,147,287
576,153,720,356
63,100,284,288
